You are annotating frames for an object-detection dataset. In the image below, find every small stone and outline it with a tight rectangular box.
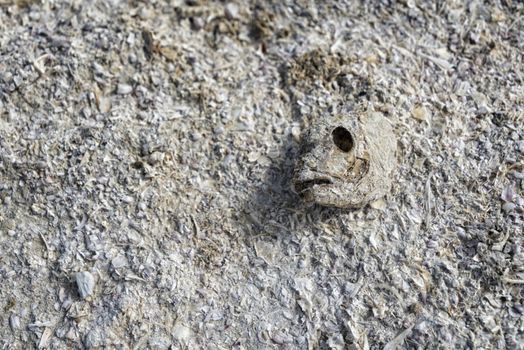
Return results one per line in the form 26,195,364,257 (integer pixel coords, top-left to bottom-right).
97,96,111,113
112,255,128,269
290,125,301,142
121,195,134,204
247,151,260,162
491,8,505,22
502,202,516,212
81,107,92,118
29,11,40,21
190,17,205,31
9,314,20,331
364,53,379,64
370,198,387,210
225,3,239,20
75,271,95,299
172,323,191,343
126,32,135,45
271,330,293,344
412,105,428,121
518,140,524,153
406,0,416,8
128,53,137,64
148,151,165,165
510,170,524,179
213,125,225,134
65,327,78,341
117,84,133,95
267,147,280,159
138,7,152,20
501,186,514,202
191,132,202,141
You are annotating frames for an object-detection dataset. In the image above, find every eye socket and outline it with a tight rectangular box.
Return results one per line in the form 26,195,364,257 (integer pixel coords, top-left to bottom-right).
332,126,353,152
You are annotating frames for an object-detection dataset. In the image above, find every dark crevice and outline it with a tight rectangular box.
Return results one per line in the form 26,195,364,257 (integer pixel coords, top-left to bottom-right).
294,178,332,192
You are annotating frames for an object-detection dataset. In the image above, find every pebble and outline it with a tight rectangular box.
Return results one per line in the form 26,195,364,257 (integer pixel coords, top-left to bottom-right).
148,151,165,165
97,96,111,113
370,198,387,210
225,3,239,20
271,330,293,344
121,195,134,204
65,328,77,341
502,202,516,212
412,105,428,121
9,314,20,331
75,271,95,299
117,84,133,95
81,107,92,118
172,323,191,343
518,140,524,153
501,186,514,202
190,17,205,31
213,125,225,134
112,255,128,269
191,132,202,141
29,11,40,21
128,54,137,64
290,125,301,142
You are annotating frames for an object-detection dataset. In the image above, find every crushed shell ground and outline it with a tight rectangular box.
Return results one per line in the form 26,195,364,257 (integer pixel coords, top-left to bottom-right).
0,0,523,349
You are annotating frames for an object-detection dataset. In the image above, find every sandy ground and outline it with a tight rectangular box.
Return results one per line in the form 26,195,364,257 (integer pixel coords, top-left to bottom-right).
0,0,523,349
